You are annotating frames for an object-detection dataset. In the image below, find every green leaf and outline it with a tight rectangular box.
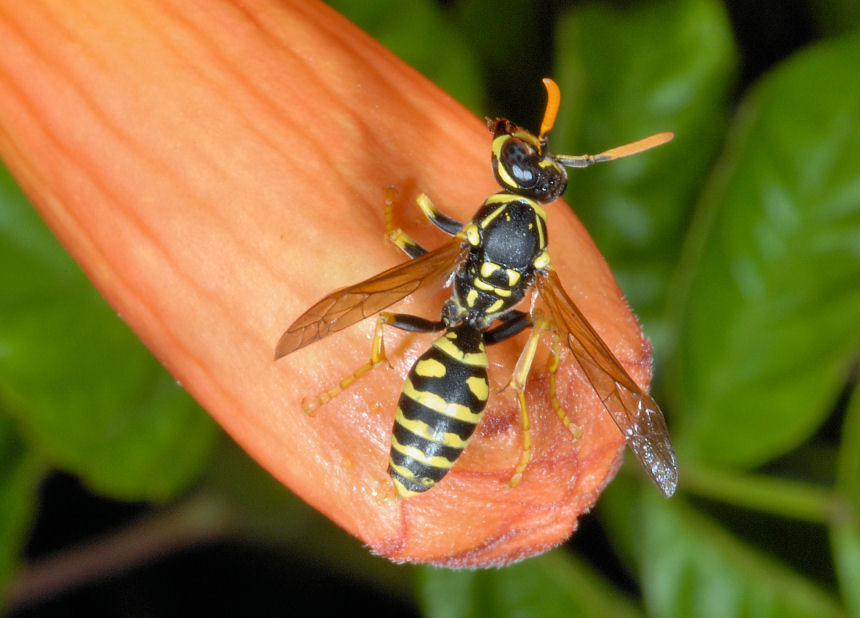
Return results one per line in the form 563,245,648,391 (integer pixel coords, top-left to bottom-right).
415,549,641,618
553,0,737,340
602,477,845,618
638,492,844,618
0,166,217,501
0,413,42,604
672,33,860,466
832,381,860,615
595,475,644,571
326,0,484,113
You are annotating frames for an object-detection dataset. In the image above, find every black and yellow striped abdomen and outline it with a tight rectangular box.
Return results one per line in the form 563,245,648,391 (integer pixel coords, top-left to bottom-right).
388,324,489,497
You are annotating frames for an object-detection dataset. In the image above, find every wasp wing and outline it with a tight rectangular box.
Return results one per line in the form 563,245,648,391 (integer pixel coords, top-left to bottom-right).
535,269,678,497
275,239,467,359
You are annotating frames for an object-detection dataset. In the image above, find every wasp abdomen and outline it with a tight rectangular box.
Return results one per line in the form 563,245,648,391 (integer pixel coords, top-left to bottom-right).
388,325,489,497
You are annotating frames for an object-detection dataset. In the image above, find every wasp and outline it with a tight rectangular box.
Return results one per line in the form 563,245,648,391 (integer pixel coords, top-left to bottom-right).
276,78,677,498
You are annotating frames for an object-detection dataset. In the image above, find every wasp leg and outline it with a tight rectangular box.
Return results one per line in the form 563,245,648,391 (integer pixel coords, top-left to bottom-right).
302,312,445,414
478,310,541,488
415,193,464,235
483,310,532,345
500,310,568,487
503,315,583,486
546,329,582,440
504,313,548,488
384,187,428,258
385,187,463,259
385,188,465,259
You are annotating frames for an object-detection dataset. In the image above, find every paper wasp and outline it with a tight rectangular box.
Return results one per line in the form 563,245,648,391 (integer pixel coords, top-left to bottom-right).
276,78,677,498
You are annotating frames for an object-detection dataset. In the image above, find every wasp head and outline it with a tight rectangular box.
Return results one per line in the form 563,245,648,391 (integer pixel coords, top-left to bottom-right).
487,117,568,203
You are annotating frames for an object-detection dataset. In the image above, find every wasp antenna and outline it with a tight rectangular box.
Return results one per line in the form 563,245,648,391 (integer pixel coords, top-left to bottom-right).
595,131,674,160
539,78,561,143
555,132,674,169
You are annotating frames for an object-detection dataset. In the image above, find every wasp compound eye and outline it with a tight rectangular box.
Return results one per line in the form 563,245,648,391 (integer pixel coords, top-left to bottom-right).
500,139,539,190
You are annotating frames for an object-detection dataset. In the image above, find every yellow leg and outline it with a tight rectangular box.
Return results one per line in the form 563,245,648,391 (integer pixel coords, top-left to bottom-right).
383,185,398,239
383,186,425,257
416,193,464,235
506,313,551,488
547,332,582,440
416,193,441,222
302,313,394,414
508,391,532,488
506,314,582,487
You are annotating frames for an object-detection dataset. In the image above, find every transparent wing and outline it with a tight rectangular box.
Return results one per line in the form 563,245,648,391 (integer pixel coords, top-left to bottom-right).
275,239,467,359
536,269,678,497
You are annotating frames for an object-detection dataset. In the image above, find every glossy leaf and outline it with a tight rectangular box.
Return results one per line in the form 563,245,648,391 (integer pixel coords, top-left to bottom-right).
673,33,860,466
553,0,737,335
416,549,640,618
0,167,217,501
637,491,843,618
832,382,860,615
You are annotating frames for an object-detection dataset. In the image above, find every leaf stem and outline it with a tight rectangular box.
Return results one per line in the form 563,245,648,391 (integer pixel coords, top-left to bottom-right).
6,492,235,612
679,464,844,525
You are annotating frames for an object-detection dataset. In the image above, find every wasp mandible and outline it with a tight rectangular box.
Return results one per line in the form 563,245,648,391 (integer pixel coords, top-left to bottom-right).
276,78,678,498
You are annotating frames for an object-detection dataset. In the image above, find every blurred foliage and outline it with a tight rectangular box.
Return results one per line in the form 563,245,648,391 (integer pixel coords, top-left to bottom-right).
0,170,218,503
1,0,859,616
553,0,737,347
0,416,41,598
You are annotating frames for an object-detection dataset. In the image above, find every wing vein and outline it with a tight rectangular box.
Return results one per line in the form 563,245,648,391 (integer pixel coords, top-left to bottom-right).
536,269,678,497
275,240,466,359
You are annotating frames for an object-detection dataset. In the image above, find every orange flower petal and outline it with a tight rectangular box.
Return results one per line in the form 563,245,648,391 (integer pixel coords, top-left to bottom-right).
0,0,653,565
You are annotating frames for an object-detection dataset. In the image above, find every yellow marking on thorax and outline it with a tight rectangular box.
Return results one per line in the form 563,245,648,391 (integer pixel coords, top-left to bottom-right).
473,277,512,297
483,193,520,206
534,250,551,270
477,262,521,295
464,223,481,246
481,195,547,251
529,199,548,222
465,288,479,307
485,298,505,314
480,262,501,278
478,203,508,229
478,262,522,286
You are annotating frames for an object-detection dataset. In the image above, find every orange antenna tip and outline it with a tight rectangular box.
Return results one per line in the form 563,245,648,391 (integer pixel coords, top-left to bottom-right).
595,131,674,161
539,78,561,142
